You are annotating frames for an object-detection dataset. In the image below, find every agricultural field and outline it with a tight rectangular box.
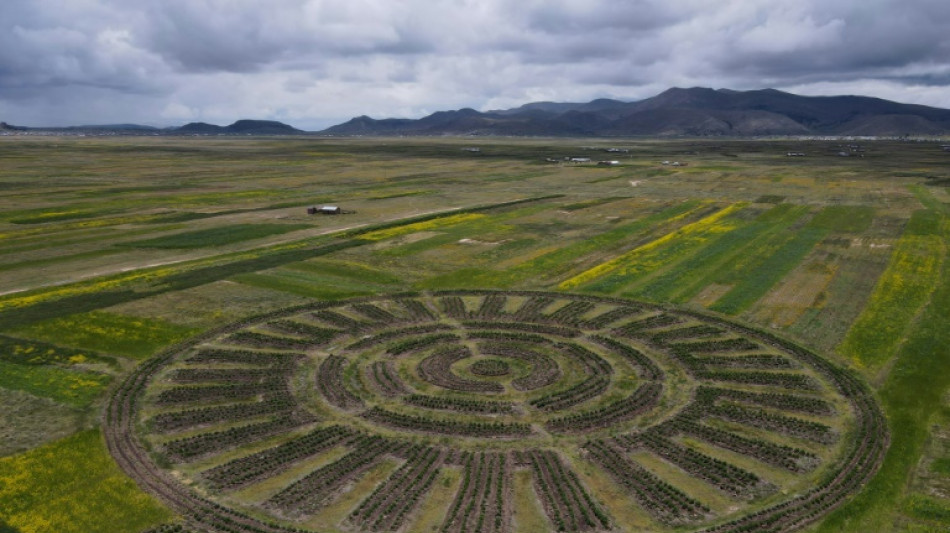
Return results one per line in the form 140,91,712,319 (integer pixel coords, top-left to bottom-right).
0,136,948,533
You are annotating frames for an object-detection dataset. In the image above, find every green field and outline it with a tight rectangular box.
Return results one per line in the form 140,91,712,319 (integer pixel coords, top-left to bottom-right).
0,135,948,533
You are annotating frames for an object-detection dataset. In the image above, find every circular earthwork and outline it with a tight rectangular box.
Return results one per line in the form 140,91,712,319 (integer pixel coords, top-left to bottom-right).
106,291,888,533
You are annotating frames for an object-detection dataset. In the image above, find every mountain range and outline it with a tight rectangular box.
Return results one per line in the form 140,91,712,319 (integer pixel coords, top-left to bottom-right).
321,87,950,137
4,88,950,137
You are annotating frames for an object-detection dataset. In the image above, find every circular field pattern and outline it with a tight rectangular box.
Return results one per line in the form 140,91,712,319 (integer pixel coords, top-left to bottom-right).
107,291,887,533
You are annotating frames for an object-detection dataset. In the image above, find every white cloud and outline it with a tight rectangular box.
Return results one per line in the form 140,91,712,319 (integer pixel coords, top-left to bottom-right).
0,0,948,128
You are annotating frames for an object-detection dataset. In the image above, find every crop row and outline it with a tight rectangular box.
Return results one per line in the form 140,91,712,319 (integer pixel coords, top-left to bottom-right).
698,354,795,370
697,386,833,415
150,394,295,434
708,403,836,444
633,432,772,499
465,329,550,345
472,293,507,319
186,348,302,367
667,418,818,473
698,370,819,392
317,355,363,410
648,325,725,344
163,414,309,462
590,335,664,380
351,303,401,325
169,367,274,384
557,342,613,376
441,452,510,533
361,407,531,438
351,446,443,532
701,380,887,532
224,330,315,351
546,382,662,433
366,360,410,397
613,313,684,338
670,337,761,354
418,346,503,393
524,449,610,532
439,296,467,319
264,319,340,345
398,298,436,321
107,353,308,533
266,435,407,517
404,394,516,415
203,425,358,490
310,309,371,333
511,295,555,321
585,439,709,525
155,377,287,405
581,306,641,330
387,333,462,356
477,341,560,390
530,375,610,412
346,323,452,350
462,320,581,338
545,300,596,326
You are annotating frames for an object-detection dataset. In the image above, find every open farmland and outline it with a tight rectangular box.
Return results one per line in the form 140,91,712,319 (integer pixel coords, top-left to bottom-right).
0,136,948,533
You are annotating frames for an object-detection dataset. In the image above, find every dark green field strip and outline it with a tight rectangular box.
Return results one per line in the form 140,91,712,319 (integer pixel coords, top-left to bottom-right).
788,251,892,352
575,203,749,295
708,226,829,315
806,205,876,233
120,224,312,249
0,248,125,273
420,200,709,289
816,209,950,532
230,272,382,300
625,204,812,305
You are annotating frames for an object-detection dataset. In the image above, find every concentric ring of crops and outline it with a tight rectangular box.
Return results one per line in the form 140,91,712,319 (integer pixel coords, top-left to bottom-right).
107,291,887,533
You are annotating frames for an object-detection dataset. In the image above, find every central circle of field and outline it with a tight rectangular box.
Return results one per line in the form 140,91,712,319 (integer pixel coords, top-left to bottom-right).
120,291,887,533
470,358,512,377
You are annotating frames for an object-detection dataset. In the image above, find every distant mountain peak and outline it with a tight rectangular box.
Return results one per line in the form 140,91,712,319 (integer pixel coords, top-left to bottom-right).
176,119,301,135
320,87,950,137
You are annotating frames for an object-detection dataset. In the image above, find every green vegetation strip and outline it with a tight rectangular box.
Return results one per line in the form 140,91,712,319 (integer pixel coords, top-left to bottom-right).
817,209,950,533
562,203,747,293
838,210,945,368
626,203,803,303
12,311,199,360
708,226,828,315
0,360,111,408
420,200,709,289
121,223,311,249
0,430,172,533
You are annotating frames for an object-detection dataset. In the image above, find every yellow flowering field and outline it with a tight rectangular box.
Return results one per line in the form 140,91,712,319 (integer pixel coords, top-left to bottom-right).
13,311,199,360
559,203,746,292
356,213,487,241
0,430,171,533
838,233,945,368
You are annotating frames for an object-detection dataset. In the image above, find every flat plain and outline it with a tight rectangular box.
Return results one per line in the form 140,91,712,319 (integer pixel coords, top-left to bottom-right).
0,135,947,533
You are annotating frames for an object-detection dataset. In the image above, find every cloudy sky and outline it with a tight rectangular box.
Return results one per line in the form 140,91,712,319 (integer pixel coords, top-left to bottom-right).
2,0,949,130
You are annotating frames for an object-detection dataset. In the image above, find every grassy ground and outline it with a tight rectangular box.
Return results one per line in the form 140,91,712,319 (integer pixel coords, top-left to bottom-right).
0,136,948,532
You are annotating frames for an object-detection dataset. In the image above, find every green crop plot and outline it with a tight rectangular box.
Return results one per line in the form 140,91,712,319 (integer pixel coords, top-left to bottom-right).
0,430,171,532
12,311,199,360
122,223,310,249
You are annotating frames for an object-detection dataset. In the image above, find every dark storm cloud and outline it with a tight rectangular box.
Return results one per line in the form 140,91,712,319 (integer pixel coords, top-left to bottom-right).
1,0,949,128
